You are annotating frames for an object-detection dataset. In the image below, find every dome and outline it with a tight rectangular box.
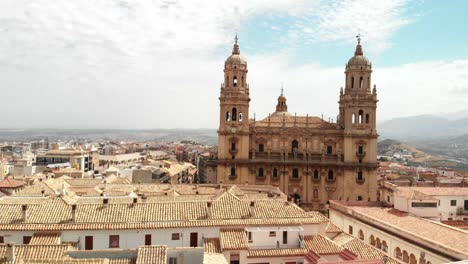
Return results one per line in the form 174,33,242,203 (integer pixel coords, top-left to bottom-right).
347,41,371,68
225,35,247,67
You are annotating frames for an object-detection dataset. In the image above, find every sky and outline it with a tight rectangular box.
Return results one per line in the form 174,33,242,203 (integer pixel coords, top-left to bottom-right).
0,0,468,129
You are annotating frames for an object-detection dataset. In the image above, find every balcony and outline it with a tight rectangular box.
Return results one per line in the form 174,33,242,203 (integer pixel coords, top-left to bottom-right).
229,148,238,155
356,176,365,184
356,151,366,158
326,177,336,183
456,207,468,215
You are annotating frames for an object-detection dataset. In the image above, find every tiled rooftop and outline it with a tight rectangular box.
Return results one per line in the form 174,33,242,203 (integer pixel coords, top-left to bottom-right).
203,238,221,253
219,229,248,250
304,235,343,255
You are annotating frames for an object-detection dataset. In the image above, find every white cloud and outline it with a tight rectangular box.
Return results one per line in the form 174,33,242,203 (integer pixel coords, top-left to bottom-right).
1,0,466,130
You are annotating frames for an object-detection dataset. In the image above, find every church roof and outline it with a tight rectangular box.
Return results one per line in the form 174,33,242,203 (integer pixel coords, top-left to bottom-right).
253,113,336,129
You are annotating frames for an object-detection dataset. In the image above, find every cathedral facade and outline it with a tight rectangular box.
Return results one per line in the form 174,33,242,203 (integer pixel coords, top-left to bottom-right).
216,37,379,211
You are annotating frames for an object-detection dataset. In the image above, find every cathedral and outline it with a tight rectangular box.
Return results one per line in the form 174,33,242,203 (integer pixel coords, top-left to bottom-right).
215,36,379,211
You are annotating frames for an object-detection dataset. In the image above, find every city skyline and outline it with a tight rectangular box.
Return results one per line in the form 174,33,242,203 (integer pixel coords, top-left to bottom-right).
1,0,468,129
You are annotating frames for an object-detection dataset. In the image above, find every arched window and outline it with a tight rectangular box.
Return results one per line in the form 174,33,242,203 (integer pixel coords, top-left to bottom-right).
409,254,417,264
359,76,363,88
382,240,388,252
232,108,237,121
358,110,363,123
365,114,369,124
233,76,238,87
351,76,355,88
272,168,278,178
358,230,364,240
291,140,299,152
352,113,356,124
226,112,230,121
241,76,244,86
395,247,402,259
313,169,320,180
226,76,229,85
230,167,236,177
327,170,334,181
357,171,363,180
376,238,381,249
239,112,243,121
403,251,409,263
313,189,318,198
369,235,375,246
258,167,264,177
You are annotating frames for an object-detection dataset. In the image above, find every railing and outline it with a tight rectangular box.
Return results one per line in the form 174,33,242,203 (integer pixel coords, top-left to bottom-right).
229,149,238,154
356,151,366,158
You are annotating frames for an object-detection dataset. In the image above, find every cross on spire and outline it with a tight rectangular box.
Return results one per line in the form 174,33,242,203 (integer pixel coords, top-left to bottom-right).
235,33,238,45
281,82,284,95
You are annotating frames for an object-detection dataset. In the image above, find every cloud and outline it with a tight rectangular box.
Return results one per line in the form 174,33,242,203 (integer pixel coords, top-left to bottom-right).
2,0,465,130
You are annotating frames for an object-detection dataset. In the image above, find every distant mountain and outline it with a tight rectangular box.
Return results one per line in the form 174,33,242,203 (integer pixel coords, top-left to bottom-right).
379,115,468,140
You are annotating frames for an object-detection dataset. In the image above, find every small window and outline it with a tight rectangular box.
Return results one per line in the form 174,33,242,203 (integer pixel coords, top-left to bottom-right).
358,145,363,154
272,168,278,178
231,142,236,151
365,114,369,123
145,234,151,246
0,236,4,243
292,168,299,179
451,200,457,206
230,167,236,177
313,169,319,180
233,76,238,87
348,225,353,235
247,231,252,242
357,171,363,180
109,235,119,248
226,112,230,121
258,144,264,152
328,170,334,181
352,113,356,124
327,145,333,155
23,236,32,245
357,195,363,201
358,110,363,123
282,231,288,244
258,167,264,177
269,231,276,237
169,257,178,264
239,112,243,121
351,76,355,88
172,233,180,240
359,76,363,88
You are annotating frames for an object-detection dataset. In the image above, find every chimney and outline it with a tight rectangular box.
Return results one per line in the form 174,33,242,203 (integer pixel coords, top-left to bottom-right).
22,205,27,222
249,201,255,218
71,204,77,222
142,194,147,203
7,243,15,262
207,201,212,218
132,198,138,206
103,198,109,207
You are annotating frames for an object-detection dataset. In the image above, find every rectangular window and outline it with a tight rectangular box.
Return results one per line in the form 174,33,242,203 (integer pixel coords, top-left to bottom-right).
258,167,264,177
0,236,4,243
229,254,240,264
282,231,288,244
272,168,278,178
231,143,236,151
269,231,276,237
145,234,151,246
109,235,119,248
327,146,333,155
258,144,264,152
292,168,299,179
450,200,457,206
247,231,252,242
411,202,437,208
169,257,178,264
348,225,353,235
23,236,32,245
172,233,180,240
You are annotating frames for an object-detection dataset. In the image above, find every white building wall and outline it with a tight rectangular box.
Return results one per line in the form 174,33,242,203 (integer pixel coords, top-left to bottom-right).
436,195,468,221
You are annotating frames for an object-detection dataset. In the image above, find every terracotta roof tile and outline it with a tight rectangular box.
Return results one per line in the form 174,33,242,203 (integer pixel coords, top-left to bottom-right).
304,235,343,255
219,229,248,250
203,238,221,253
247,248,308,258
0,178,25,188
136,246,167,264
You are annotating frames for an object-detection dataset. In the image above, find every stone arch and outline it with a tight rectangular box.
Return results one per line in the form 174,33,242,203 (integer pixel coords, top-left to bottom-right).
375,237,381,249
233,76,238,86
365,113,370,123
358,230,364,240
358,110,364,123
409,254,417,264
403,251,409,263
382,240,388,252
291,139,299,152
232,108,237,121
369,235,375,246
395,247,402,259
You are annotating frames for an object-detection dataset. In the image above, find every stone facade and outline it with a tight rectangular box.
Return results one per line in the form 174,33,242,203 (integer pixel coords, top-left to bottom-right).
216,37,379,211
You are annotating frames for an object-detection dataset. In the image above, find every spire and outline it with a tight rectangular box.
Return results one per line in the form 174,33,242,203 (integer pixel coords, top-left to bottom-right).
281,82,284,96
276,85,288,112
354,33,363,56
232,34,240,55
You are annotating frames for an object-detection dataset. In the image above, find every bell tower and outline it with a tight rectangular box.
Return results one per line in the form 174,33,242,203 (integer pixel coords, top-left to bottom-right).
217,35,251,183
338,35,378,201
